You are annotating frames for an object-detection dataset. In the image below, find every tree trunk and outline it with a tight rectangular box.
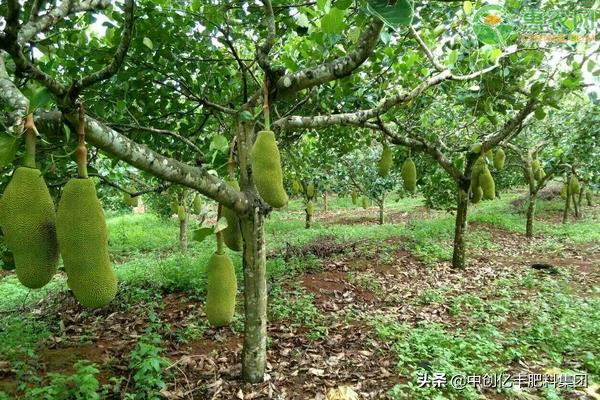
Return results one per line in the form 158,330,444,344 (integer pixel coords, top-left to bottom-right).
562,184,571,224
179,212,188,252
239,207,267,383
526,192,537,238
572,191,579,218
323,192,328,212
452,186,469,269
378,193,385,225
305,208,312,229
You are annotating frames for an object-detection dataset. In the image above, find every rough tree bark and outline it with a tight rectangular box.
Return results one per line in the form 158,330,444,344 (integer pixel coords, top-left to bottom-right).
305,207,312,229
179,212,188,252
562,179,571,224
526,193,537,238
452,184,470,269
323,192,328,212
378,193,386,225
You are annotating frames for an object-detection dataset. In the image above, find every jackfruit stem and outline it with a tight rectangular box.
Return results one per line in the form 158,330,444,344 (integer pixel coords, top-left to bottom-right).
216,205,225,255
262,75,270,131
23,114,37,169
76,105,88,178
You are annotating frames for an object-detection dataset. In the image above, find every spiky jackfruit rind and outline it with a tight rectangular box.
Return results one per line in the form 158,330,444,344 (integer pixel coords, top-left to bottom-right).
306,183,315,199
401,158,417,192
306,200,314,216
129,195,139,207
471,186,483,204
292,180,301,194
531,159,541,174
378,145,393,177
223,180,242,252
494,149,505,170
251,130,288,208
470,158,485,191
470,142,483,154
56,178,117,308
170,200,179,214
569,176,580,195
560,184,568,200
205,252,237,327
479,166,496,200
534,167,545,182
177,205,186,222
0,167,59,289
193,194,202,214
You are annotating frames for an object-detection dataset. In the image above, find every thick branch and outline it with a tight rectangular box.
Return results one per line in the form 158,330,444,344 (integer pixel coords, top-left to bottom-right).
0,52,29,129
109,123,203,154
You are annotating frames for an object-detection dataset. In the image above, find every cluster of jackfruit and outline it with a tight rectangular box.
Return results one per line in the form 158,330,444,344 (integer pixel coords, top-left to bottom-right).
205,251,237,327
251,130,288,208
222,180,243,251
57,178,117,308
532,159,546,183
470,157,495,203
401,158,417,193
378,144,392,177
0,167,59,288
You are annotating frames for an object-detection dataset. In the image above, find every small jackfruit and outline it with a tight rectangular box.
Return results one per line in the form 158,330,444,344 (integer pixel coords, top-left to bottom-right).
0,167,59,288
494,149,505,170
560,184,568,200
129,194,139,207
222,180,242,252
251,130,288,208
470,142,483,154
193,194,202,214
586,189,593,206
401,158,417,192
306,200,314,216
531,159,541,174
361,197,368,209
378,145,393,177
56,178,117,308
470,158,484,191
534,167,545,182
479,166,496,200
177,205,186,222
170,200,179,214
292,180,301,194
485,150,493,163
307,183,315,199
351,191,357,205
569,176,580,195
471,186,483,204
205,252,237,327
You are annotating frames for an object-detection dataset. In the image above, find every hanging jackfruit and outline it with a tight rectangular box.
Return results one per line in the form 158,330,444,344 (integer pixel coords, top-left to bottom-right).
471,186,483,204
470,142,483,154
170,200,179,214
56,178,117,308
351,191,357,205
494,149,505,170
177,205,186,222
531,159,541,174
361,197,368,209
401,158,417,193
534,167,545,182
0,167,59,289
193,194,202,214
292,180,301,194
378,144,392,177
569,176,580,195
479,166,496,200
470,158,485,192
560,184,568,200
307,183,315,199
205,252,237,327
485,150,493,163
586,189,593,206
222,180,243,252
306,200,314,216
251,130,288,208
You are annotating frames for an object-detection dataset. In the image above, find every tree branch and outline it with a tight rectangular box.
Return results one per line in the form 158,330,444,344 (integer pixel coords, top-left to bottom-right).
409,26,444,72
109,123,203,154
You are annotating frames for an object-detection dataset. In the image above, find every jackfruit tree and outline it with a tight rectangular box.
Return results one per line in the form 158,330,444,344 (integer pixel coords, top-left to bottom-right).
0,0,593,383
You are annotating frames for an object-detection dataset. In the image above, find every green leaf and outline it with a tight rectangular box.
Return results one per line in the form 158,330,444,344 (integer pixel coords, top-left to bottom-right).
0,133,18,168
240,110,254,121
209,134,229,153
535,107,546,120
587,60,595,72
192,227,214,243
214,217,228,233
334,0,352,9
317,0,329,10
29,87,52,112
447,49,458,66
142,37,154,50
321,8,346,34
366,0,413,30
530,82,544,98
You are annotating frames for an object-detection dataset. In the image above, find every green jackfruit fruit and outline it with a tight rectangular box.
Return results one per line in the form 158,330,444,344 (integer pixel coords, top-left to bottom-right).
479,166,496,200
123,192,132,205
205,252,237,327
569,176,580,195
378,145,393,177
586,189,593,206
560,184,568,200
0,168,58,288
306,200,314,216
470,142,483,154
222,180,242,252
170,200,179,214
292,180,301,194
470,158,485,191
251,130,288,208
534,167,545,182
401,158,417,192
351,191,357,205
361,197,368,209
494,149,505,170
485,150,493,163
193,194,202,214
471,186,483,204
129,195,139,207
307,183,315,199
531,159,541,174
177,205,186,222
56,179,117,308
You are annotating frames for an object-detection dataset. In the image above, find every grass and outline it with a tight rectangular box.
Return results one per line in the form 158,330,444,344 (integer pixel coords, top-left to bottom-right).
0,189,598,398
